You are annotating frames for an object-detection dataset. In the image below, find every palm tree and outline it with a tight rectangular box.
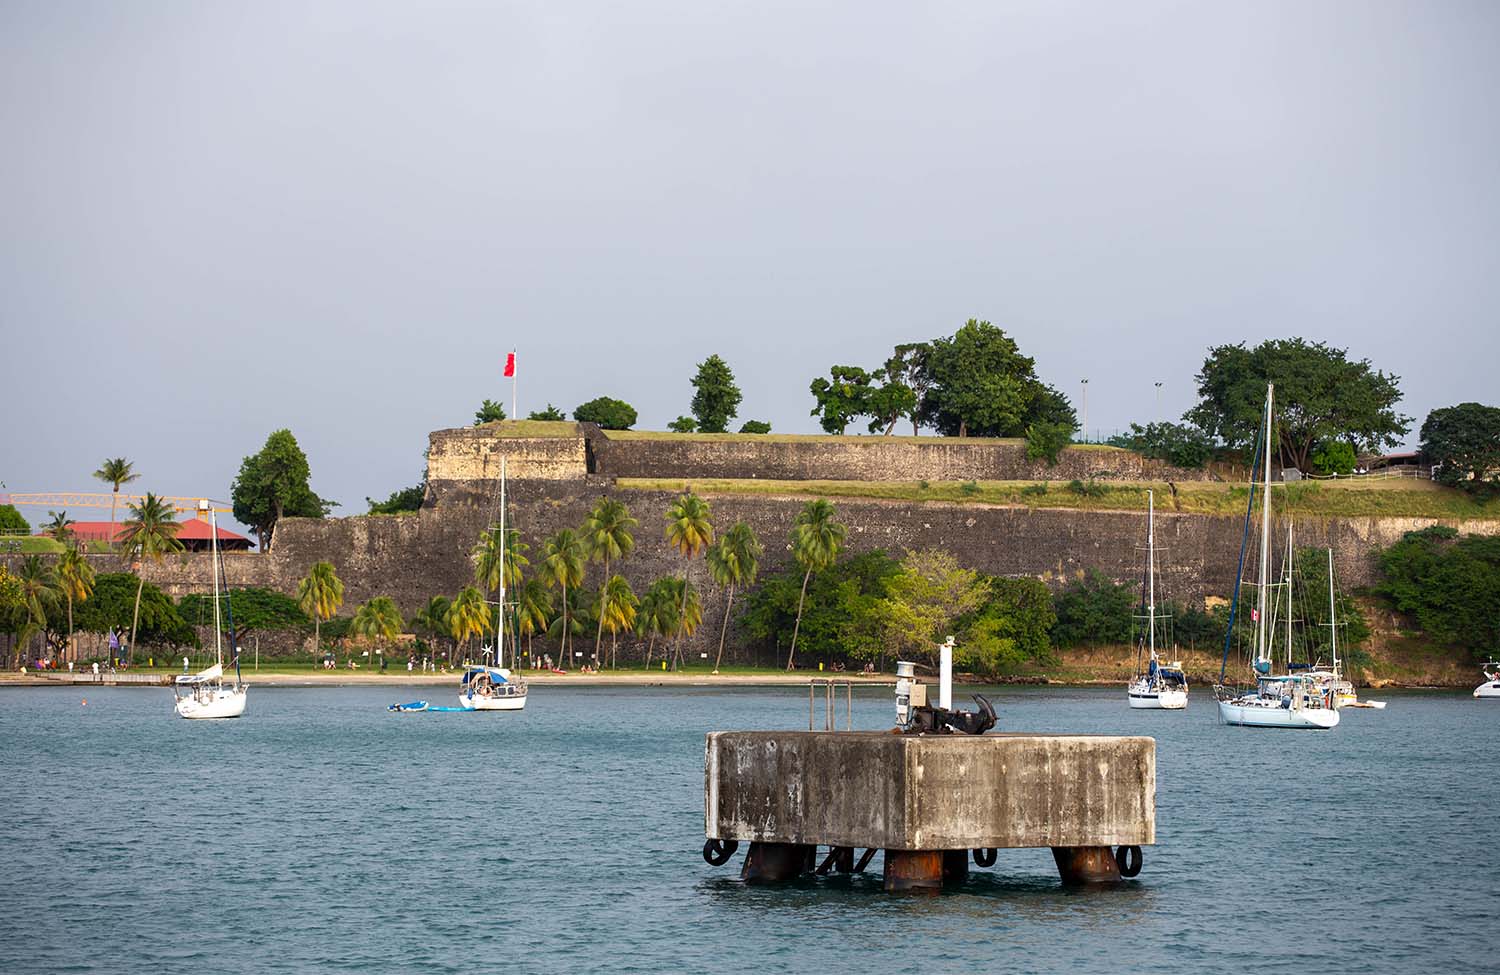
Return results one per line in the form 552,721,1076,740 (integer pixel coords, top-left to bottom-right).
351,596,404,663
15,556,59,665
412,595,452,664
44,511,76,546
659,576,703,654
117,493,183,663
296,561,344,653
55,544,95,663
707,522,762,673
787,499,847,670
636,578,678,670
597,574,639,669
93,458,140,543
664,492,713,670
448,586,491,664
539,529,585,665
472,526,530,654
513,577,552,668
582,496,637,664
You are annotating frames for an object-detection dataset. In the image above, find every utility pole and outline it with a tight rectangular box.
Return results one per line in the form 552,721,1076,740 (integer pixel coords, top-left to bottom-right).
1080,378,1089,442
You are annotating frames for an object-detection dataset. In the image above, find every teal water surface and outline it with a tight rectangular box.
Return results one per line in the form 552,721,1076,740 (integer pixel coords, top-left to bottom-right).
1,685,1496,974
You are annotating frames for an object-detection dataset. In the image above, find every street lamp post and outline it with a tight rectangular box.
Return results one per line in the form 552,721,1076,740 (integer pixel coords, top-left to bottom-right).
1080,379,1089,443
1154,382,1163,420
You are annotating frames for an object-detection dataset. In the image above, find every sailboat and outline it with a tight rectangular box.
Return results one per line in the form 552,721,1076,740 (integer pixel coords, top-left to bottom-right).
173,501,248,719
1300,547,1360,709
459,456,527,712
1214,383,1339,730
1126,490,1187,709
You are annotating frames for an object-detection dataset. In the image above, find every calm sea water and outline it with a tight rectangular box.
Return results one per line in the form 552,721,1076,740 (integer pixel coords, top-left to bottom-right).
1,683,1496,974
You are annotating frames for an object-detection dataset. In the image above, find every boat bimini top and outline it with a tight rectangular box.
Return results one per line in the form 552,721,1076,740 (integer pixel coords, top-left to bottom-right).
175,663,224,685
460,666,511,686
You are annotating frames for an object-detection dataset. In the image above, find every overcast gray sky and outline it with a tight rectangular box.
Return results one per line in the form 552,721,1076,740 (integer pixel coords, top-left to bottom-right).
4,0,1497,529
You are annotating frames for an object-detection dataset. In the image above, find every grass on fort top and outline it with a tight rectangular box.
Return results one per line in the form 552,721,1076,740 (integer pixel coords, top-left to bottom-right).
616,475,1499,520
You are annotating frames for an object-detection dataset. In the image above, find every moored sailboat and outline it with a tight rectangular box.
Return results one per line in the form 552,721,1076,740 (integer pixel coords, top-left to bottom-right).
174,501,248,719
1214,383,1338,730
460,456,527,712
1126,490,1187,710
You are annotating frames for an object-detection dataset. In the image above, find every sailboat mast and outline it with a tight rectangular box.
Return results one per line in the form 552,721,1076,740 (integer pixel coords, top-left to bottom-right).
1286,521,1294,669
1256,383,1274,665
208,503,222,664
1147,489,1156,659
1328,547,1339,674
498,456,507,670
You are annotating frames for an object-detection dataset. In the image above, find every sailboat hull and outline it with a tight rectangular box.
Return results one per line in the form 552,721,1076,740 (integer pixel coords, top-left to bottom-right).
175,686,248,719
1128,687,1187,710
1217,697,1338,729
1474,681,1500,699
459,690,527,711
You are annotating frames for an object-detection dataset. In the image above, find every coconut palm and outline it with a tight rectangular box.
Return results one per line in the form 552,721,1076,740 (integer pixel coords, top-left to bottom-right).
44,511,76,546
787,499,847,670
296,561,344,653
448,586,491,663
412,595,452,662
597,574,639,669
350,596,404,662
635,578,678,670
93,458,141,543
473,526,529,647
117,493,183,663
664,492,713,670
513,577,553,668
659,576,703,650
538,529,585,664
546,587,593,665
55,544,95,662
582,496,637,664
15,556,59,664
707,522,762,673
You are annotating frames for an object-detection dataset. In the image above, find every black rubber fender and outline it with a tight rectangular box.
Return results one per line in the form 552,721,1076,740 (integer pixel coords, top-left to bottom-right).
973,848,998,867
703,838,739,866
1115,845,1142,878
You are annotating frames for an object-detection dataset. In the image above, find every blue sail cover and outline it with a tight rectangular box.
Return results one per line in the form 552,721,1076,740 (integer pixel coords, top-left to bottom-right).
461,666,508,685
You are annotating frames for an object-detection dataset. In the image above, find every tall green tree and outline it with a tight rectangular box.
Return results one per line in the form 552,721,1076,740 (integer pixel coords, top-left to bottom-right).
117,493,183,660
14,556,59,663
915,320,1060,438
689,354,742,433
1421,402,1500,496
539,529,586,664
55,544,95,660
664,492,713,669
0,504,29,534
869,549,988,666
866,361,919,435
808,365,873,434
92,458,139,540
448,586,491,662
43,511,75,544
1185,338,1409,471
296,561,344,651
636,577,678,670
883,343,933,436
786,499,847,670
473,526,529,645
474,399,507,424
597,574,639,669
513,577,552,666
582,496,637,663
412,595,453,657
231,429,334,550
706,522,762,673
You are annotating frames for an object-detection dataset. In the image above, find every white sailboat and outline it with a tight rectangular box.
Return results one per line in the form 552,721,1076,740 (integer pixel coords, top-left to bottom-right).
460,456,527,712
174,501,248,719
1215,383,1339,730
1126,490,1187,709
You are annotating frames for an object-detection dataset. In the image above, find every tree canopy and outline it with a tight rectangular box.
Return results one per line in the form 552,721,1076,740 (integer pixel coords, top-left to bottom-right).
1184,338,1409,472
474,399,507,424
72,573,197,647
528,404,567,421
916,320,1072,438
689,354,742,433
0,504,29,534
1377,527,1500,658
1421,402,1500,496
367,484,424,514
574,396,638,430
1108,422,1215,469
738,420,772,434
231,429,334,550
179,586,310,638
809,365,873,434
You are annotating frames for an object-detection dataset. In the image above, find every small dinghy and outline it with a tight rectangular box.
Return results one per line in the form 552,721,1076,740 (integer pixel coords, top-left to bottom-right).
389,700,429,712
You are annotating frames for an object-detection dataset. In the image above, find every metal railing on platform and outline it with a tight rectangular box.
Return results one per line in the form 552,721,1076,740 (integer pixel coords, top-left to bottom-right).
808,678,853,731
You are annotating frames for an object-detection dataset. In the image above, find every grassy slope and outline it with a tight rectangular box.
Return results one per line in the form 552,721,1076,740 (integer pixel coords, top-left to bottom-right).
616,476,1500,521
471,419,578,437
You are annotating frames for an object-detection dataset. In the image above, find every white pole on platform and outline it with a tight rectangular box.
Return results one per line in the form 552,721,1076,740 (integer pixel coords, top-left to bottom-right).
939,636,954,710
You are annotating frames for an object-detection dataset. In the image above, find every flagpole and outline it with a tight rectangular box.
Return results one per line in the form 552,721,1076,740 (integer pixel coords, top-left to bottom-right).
511,348,517,420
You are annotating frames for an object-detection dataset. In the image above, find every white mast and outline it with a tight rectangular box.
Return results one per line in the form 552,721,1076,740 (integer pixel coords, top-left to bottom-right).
1327,547,1339,676
1256,383,1274,667
205,501,222,665
1147,489,1156,660
1286,521,1294,669
498,456,507,670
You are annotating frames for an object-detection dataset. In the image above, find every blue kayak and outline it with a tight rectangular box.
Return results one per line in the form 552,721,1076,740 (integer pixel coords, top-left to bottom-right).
388,700,429,712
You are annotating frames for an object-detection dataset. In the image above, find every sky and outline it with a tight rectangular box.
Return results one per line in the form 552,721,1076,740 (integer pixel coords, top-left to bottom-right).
3,0,1497,531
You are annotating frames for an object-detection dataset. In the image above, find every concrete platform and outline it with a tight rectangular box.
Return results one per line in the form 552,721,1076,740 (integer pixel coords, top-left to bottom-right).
705,731,1155,852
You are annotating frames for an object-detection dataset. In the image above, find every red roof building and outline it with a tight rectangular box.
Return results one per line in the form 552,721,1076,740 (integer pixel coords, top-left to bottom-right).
44,518,255,551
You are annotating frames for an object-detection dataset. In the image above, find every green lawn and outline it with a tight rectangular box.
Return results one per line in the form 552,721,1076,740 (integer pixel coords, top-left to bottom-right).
472,419,579,437
615,476,1500,521
0,537,115,554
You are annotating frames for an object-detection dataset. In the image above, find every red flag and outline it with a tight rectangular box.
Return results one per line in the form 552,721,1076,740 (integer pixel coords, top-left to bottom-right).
503,352,515,378
1251,609,1259,622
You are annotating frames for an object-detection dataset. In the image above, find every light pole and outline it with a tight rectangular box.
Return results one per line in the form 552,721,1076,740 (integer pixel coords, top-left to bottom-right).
1154,381,1163,420
1080,379,1089,443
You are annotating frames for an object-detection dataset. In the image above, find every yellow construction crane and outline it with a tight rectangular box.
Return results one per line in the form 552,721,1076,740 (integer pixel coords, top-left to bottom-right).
0,493,233,514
